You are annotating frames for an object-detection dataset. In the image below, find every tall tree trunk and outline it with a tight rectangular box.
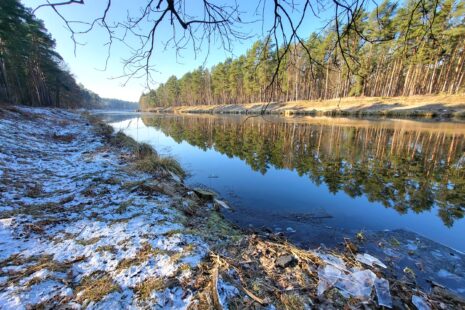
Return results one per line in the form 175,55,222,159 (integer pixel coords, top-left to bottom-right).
428,58,438,94
324,64,329,100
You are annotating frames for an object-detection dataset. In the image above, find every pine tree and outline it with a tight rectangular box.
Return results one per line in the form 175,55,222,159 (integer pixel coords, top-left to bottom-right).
139,1,465,108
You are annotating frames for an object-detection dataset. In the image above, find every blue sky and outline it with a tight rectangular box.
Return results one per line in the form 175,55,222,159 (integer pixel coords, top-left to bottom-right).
24,0,333,101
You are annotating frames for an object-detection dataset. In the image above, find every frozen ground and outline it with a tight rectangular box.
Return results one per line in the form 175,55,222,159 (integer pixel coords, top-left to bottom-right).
0,107,208,309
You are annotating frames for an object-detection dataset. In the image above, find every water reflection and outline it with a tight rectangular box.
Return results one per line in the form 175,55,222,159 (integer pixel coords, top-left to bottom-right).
141,115,465,228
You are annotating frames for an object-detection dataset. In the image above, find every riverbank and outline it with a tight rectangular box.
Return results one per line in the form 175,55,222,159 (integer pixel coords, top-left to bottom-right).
144,94,465,118
1,106,464,309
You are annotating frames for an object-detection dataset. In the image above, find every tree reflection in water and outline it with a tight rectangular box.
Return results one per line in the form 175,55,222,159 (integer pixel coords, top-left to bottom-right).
142,115,465,227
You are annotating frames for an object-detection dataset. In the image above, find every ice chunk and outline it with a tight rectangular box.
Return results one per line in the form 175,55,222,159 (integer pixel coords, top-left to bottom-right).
317,265,342,295
356,253,387,268
335,270,377,299
0,276,8,286
412,295,431,310
383,248,401,258
406,241,418,251
167,170,181,183
437,269,461,280
214,199,230,209
318,253,347,270
374,278,392,308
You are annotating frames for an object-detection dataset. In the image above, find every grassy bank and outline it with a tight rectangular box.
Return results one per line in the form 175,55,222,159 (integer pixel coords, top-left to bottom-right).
144,94,465,119
1,106,465,309
86,113,185,179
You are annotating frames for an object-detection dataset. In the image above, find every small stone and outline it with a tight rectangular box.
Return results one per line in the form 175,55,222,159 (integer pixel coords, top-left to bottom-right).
275,254,297,268
192,188,216,200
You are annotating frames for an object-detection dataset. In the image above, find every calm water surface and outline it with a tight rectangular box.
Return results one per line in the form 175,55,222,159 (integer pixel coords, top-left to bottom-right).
103,113,465,251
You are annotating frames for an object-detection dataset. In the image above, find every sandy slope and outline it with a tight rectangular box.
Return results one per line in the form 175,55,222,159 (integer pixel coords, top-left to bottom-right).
146,94,465,117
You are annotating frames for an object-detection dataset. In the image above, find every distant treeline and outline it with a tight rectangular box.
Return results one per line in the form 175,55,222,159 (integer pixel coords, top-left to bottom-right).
140,0,465,109
0,0,100,108
100,98,139,111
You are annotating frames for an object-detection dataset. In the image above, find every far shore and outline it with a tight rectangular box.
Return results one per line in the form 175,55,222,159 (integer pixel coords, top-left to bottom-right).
142,94,465,118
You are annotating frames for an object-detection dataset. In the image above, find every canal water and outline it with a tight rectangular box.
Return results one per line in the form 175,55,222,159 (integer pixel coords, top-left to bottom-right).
103,112,465,252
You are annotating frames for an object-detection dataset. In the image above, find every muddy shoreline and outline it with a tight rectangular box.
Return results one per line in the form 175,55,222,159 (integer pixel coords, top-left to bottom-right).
1,105,464,309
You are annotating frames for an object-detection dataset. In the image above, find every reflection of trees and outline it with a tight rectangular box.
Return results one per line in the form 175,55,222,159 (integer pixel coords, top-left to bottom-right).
142,115,465,227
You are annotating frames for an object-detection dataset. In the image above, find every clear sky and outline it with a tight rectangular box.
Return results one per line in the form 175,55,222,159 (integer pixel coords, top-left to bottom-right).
24,1,332,102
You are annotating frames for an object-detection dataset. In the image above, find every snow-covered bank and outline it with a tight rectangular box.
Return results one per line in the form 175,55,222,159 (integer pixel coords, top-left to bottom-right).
1,106,464,309
0,107,208,309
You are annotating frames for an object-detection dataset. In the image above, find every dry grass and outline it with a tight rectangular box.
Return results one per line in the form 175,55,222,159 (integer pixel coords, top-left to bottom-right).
121,180,145,191
178,263,191,272
84,113,185,178
24,276,47,288
1,107,460,309
85,113,114,139
95,245,118,254
5,201,65,217
81,185,97,197
0,105,42,119
279,293,306,309
132,155,185,178
76,271,120,303
52,132,75,143
116,242,174,271
134,277,165,300
25,183,44,198
190,236,331,308
76,236,101,246
162,229,184,237
111,132,155,159
104,176,121,185
0,255,85,287
115,199,134,214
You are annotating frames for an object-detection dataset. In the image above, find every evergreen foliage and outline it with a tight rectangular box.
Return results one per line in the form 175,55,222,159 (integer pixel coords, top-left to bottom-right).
0,0,100,107
140,0,465,109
